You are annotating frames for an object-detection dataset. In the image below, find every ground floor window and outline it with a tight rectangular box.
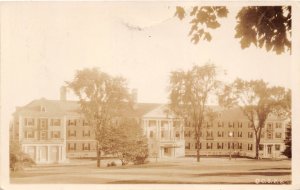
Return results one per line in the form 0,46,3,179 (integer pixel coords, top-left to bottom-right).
275,144,280,151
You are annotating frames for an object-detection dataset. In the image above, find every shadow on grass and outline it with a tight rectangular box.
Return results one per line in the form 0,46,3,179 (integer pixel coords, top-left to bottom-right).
250,168,291,171
188,171,291,177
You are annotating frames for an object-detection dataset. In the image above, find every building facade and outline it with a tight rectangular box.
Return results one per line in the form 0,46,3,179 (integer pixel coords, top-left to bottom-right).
184,107,289,158
10,95,289,164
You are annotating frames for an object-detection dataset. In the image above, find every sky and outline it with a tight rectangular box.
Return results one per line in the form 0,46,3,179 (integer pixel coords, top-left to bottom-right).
1,2,291,123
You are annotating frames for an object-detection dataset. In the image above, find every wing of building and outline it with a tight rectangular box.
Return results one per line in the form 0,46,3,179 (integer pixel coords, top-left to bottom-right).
10,98,289,164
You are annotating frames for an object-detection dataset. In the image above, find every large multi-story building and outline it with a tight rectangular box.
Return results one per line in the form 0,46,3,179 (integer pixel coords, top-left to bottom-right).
10,89,185,164
10,89,289,164
184,107,290,158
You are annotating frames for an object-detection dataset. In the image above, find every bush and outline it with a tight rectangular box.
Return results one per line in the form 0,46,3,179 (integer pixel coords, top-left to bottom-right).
107,163,111,167
10,141,35,171
133,155,148,165
110,161,116,166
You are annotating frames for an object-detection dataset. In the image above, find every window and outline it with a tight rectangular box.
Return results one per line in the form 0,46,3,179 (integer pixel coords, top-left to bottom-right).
248,122,253,128
217,143,224,149
83,120,89,126
164,148,168,153
206,131,213,137
51,119,61,126
161,131,165,138
24,118,35,126
218,122,224,127
248,144,253,150
275,144,280,151
248,132,253,138
39,119,48,130
173,121,181,127
51,131,61,138
206,143,213,149
195,142,201,149
150,131,154,138
261,132,265,138
217,131,224,137
267,123,273,130
40,106,46,112
82,143,90,151
228,122,233,128
206,122,212,128
276,123,282,128
238,122,243,128
67,119,76,126
184,131,191,137
40,131,47,140
68,143,76,151
185,142,190,149
24,131,35,138
259,144,264,151
275,132,282,138
238,143,242,149
83,130,91,137
149,120,157,127
267,132,273,139
68,130,76,137
175,131,180,138
238,131,242,137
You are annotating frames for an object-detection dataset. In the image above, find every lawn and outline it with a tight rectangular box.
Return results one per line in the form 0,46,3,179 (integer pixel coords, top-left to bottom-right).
10,157,291,184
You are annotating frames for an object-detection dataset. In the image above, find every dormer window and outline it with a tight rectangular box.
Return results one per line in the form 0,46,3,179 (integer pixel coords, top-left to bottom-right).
40,106,46,112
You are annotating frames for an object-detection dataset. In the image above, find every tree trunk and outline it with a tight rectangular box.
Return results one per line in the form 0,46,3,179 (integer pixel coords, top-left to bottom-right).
196,140,200,162
97,147,101,168
255,137,260,159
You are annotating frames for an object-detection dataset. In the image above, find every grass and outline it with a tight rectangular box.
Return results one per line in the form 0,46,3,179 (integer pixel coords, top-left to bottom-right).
10,157,291,184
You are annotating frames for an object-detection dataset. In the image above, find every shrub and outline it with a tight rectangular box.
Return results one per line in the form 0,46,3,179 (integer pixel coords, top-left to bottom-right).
110,161,116,166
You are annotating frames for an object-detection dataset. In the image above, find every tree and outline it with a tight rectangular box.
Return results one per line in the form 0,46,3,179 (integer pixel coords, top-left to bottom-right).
67,68,131,167
10,140,35,171
168,64,221,162
282,124,291,158
109,118,148,165
175,6,291,54
219,79,291,159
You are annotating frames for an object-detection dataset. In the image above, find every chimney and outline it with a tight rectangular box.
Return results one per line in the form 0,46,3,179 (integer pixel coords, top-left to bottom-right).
60,86,67,101
131,88,138,103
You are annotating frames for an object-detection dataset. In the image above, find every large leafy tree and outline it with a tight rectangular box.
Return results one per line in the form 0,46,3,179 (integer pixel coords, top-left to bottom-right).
67,68,131,167
109,118,148,165
219,79,291,159
175,6,291,54
169,64,221,162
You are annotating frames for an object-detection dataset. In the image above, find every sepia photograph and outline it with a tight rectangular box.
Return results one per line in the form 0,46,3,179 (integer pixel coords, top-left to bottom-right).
0,1,299,189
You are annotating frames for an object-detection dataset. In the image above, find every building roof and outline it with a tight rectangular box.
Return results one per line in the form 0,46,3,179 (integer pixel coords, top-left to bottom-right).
13,98,162,118
13,98,284,122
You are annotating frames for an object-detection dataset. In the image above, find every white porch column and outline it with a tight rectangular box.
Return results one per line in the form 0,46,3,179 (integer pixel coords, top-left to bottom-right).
47,145,51,163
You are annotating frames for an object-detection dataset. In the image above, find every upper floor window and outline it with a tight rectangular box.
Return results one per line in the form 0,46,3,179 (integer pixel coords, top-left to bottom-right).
238,131,243,137
238,122,243,128
217,143,224,149
39,119,48,130
276,123,282,128
207,131,213,137
149,120,157,127
206,143,213,149
185,142,190,149
68,130,76,137
51,119,61,126
175,131,180,138
173,121,181,127
184,131,191,137
275,132,282,138
51,131,61,138
68,143,76,151
149,131,154,138
40,131,47,140
24,118,35,126
267,132,273,139
238,143,242,149
24,131,35,138
67,119,77,126
83,130,91,137
248,144,253,150
248,132,253,138
40,106,46,112
217,131,224,137
267,123,273,130
82,143,91,151
218,121,224,127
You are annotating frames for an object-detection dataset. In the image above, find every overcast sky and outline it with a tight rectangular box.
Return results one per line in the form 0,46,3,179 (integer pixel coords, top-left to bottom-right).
1,2,291,123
